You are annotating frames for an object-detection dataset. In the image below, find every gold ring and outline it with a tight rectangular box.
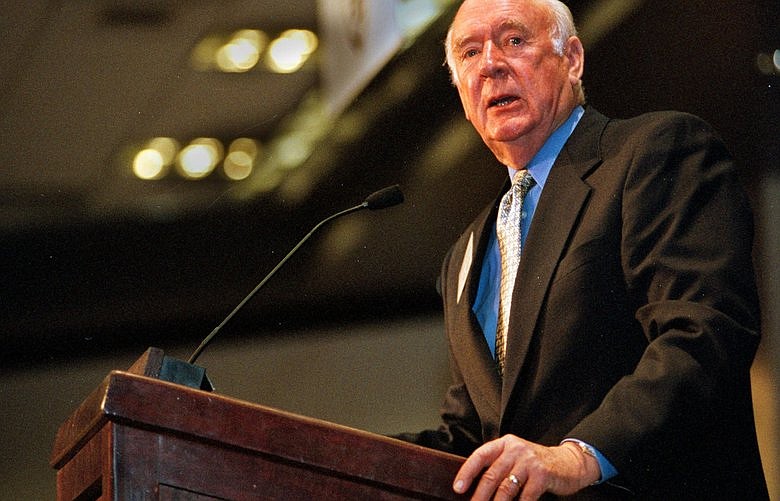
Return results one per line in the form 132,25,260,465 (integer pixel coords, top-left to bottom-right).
508,474,520,485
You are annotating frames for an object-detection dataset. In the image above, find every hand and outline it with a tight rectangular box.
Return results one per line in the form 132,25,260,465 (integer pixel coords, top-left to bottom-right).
452,435,601,500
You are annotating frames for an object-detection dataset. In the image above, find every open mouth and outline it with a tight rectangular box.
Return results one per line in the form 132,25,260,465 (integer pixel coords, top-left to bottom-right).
488,95,519,108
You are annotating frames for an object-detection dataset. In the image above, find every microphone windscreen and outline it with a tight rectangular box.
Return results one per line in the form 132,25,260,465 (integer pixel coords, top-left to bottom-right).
364,185,404,210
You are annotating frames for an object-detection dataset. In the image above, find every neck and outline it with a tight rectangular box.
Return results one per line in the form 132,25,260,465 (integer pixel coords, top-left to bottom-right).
488,104,577,170
488,139,543,171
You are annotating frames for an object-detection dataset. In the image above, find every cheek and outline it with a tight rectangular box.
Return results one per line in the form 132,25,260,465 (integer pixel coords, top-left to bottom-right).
456,85,478,120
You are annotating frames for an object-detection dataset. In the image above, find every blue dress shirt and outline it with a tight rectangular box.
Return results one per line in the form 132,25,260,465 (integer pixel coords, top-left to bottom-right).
472,105,583,356
471,106,618,482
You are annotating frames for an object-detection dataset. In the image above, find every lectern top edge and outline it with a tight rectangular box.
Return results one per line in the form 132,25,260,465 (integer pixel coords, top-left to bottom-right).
51,348,470,500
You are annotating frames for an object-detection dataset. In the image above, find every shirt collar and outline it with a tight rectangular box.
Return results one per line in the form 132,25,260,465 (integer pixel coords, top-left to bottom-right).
507,105,585,188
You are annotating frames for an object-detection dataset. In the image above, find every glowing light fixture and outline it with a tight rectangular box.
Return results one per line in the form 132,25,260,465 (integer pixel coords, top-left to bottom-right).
133,149,166,180
191,29,268,72
191,35,223,71
757,49,780,76
177,138,223,179
266,29,318,73
191,28,316,74
223,138,261,180
217,29,267,73
132,137,179,180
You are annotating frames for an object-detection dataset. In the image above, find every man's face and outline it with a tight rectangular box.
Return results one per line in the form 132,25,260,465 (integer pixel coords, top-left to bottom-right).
448,0,583,153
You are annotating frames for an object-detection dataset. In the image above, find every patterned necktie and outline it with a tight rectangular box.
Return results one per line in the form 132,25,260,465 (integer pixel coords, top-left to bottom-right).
495,170,535,376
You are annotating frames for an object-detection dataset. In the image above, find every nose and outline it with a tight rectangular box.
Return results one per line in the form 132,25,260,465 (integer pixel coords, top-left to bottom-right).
479,41,507,78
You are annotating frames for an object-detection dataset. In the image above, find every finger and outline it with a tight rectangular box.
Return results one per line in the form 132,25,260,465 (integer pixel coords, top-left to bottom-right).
517,459,549,501
469,446,527,500
452,441,504,494
494,473,523,501
470,457,526,500
519,475,546,501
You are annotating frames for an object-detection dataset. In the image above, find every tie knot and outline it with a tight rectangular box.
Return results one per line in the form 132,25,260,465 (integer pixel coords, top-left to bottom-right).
512,169,535,190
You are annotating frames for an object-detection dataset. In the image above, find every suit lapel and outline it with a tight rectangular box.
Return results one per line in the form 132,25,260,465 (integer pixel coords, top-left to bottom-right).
500,108,609,415
449,200,504,418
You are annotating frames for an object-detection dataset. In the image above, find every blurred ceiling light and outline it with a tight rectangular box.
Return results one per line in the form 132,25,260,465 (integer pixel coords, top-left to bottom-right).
191,35,223,71
132,137,179,180
266,29,318,73
756,49,780,76
133,149,166,180
177,138,223,179
217,29,267,73
223,138,261,180
148,137,179,165
191,30,268,72
224,151,254,180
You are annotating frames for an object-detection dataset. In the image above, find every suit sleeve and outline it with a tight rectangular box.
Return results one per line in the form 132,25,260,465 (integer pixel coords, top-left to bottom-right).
566,113,761,481
393,365,484,456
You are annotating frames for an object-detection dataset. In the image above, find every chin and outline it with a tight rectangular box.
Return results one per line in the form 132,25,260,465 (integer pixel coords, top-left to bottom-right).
486,125,534,143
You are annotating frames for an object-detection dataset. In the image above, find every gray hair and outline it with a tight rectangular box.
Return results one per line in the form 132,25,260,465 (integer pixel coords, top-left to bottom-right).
445,0,582,101
544,0,578,55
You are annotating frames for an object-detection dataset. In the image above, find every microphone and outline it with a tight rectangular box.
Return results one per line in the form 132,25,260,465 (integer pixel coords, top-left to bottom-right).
186,185,404,364
363,184,404,210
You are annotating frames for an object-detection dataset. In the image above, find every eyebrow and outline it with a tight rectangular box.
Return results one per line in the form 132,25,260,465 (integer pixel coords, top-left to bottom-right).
451,18,532,54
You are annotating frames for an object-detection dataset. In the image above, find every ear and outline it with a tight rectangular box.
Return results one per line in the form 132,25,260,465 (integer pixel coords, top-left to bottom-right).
564,36,584,86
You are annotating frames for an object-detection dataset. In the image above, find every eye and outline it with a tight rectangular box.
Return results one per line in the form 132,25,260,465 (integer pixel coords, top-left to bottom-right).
508,36,524,47
462,48,480,59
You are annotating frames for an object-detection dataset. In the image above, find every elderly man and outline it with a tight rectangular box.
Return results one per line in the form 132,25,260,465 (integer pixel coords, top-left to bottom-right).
401,0,769,499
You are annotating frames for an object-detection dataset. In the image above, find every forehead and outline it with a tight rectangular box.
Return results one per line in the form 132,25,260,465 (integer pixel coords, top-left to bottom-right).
450,0,549,42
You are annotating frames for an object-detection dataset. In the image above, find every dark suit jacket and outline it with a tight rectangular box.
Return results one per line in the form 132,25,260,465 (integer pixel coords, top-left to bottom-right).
411,107,768,499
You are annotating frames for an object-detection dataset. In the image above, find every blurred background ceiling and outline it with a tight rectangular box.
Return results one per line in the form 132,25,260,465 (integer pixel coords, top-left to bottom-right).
1,0,777,366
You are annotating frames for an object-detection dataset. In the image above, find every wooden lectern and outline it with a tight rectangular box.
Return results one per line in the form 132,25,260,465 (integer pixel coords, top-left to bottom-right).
51,348,468,500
